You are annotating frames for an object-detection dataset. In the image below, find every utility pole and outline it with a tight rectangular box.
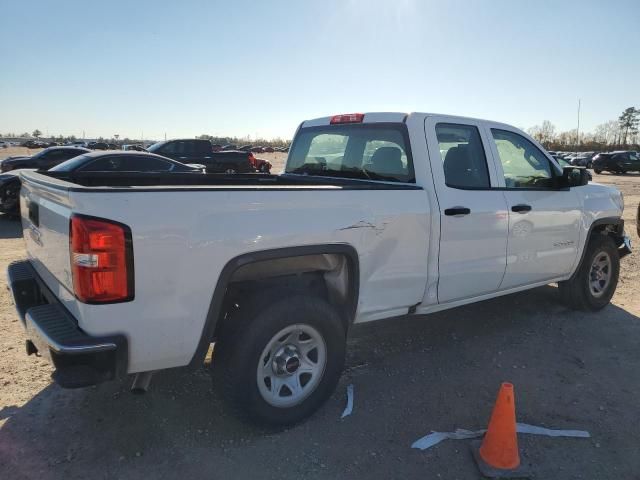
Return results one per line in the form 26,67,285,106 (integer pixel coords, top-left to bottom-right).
575,99,581,154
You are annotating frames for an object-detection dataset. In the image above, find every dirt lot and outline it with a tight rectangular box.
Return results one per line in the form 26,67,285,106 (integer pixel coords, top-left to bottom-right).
0,149,639,479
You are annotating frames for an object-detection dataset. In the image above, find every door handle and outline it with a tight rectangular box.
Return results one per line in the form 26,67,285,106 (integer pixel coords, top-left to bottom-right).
511,204,532,213
444,206,471,216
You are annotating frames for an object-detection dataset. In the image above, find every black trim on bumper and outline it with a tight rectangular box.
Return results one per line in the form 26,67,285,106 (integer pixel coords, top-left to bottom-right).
7,260,128,388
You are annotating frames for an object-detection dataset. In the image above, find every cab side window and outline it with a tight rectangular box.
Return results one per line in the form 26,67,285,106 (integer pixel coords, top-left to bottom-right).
436,123,490,189
491,129,556,189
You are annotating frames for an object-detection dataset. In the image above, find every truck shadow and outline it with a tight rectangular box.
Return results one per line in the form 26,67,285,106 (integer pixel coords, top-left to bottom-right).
2,285,640,479
0,214,21,239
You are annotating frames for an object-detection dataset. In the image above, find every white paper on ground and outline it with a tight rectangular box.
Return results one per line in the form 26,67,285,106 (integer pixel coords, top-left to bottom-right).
411,423,590,450
341,384,354,418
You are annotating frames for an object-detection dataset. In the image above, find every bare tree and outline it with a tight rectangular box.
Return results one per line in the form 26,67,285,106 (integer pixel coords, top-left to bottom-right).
527,125,542,142
32,129,42,138
618,107,639,146
540,120,556,144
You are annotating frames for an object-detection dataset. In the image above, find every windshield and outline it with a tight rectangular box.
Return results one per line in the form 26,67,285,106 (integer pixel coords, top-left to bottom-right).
285,124,414,183
146,141,166,153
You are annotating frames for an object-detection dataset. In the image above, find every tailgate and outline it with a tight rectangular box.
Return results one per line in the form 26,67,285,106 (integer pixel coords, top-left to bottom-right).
20,171,74,294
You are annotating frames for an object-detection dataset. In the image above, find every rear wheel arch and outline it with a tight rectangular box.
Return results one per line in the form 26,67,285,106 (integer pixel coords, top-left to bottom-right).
188,244,360,368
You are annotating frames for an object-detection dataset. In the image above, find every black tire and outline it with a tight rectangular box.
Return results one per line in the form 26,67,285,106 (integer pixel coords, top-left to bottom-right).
558,234,619,311
594,168,602,174
212,290,346,426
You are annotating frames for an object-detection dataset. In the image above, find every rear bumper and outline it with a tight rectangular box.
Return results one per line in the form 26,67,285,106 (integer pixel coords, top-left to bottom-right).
7,260,128,388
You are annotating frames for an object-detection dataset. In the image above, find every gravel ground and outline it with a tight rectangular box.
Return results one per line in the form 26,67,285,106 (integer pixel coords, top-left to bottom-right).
0,150,639,479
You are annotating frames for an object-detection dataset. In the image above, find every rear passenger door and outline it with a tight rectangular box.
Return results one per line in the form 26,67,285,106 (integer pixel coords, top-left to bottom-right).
424,116,509,303
485,126,581,288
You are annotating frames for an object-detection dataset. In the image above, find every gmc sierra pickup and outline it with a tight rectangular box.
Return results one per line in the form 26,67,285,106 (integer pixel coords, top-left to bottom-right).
8,112,631,425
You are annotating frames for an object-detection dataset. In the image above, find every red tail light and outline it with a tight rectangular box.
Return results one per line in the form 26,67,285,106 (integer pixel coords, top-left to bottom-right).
70,215,134,303
330,113,364,124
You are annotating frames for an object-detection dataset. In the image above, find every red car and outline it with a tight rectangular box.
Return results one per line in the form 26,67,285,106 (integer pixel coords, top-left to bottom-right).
249,152,272,173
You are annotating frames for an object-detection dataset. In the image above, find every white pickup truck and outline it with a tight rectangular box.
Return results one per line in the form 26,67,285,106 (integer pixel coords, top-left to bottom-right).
8,112,632,425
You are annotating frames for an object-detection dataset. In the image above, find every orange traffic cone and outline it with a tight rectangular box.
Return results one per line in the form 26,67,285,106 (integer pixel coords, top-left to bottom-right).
471,383,531,478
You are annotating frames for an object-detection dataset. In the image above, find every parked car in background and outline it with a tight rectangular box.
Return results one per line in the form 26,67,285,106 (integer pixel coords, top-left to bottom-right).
49,151,205,174
0,151,204,217
122,144,146,151
556,157,592,181
147,139,270,173
592,151,640,174
263,146,275,152
212,144,223,152
570,152,597,168
66,141,87,147
238,145,253,151
251,146,265,153
22,140,46,149
0,146,90,172
89,142,109,150
221,144,238,151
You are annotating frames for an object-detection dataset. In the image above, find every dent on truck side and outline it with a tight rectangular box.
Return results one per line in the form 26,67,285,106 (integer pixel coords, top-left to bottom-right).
66,187,430,373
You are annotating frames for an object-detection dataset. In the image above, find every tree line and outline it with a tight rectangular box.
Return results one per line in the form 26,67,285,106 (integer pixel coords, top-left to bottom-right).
527,106,639,151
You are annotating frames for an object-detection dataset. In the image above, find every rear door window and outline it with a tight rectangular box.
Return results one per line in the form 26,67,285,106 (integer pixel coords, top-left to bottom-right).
436,123,490,188
286,124,413,183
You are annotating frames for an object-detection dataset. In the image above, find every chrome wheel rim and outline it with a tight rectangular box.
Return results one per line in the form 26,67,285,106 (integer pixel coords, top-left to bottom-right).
589,251,612,298
257,324,326,408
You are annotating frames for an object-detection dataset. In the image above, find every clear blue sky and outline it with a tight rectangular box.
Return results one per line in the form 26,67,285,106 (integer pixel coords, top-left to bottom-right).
1,0,638,141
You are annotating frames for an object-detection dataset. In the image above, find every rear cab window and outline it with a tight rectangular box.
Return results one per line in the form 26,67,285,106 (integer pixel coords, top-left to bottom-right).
285,123,414,183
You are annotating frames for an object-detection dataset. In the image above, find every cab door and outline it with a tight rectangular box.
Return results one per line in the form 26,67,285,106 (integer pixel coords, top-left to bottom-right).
424,116,509,303
484,125,581,288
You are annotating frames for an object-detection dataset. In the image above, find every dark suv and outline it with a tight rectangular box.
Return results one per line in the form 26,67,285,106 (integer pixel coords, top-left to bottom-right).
592,151,640,174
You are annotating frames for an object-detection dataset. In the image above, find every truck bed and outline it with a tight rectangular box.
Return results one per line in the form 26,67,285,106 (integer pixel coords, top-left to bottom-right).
26,171,422,191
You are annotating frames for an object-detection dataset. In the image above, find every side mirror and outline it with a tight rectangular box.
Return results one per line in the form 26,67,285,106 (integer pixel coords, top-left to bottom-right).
561,166,589,188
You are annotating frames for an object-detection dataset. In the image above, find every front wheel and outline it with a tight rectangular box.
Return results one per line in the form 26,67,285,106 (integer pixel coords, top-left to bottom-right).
559,234,620,311
212,292,346,425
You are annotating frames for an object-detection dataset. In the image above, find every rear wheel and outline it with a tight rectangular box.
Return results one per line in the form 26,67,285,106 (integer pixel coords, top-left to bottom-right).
559,234,619,311
212,291,346,425
594,168,602,174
